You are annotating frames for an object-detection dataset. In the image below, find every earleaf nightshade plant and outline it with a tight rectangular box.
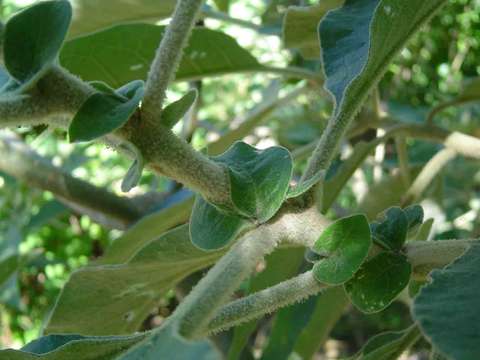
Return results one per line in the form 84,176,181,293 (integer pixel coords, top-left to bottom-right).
0,0,478,359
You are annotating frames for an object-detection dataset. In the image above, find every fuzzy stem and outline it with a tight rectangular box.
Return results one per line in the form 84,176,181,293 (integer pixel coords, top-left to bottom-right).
204,239,478,336
207,271,325,334
142,0,204,122
174,207,326,339
405,239,475,279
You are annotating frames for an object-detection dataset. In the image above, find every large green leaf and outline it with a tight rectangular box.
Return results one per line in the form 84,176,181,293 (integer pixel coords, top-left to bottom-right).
61,24,262,88
45,225,224,335
189,196,251,251
319,0,447,134
99,198,194,265
344,252,411,314
4,0,72,90
69,80,144,142
312,214,371,285
282,0,344,59
0,333,146,360
116,324,220,360
68,0,176,38
413,244,480,360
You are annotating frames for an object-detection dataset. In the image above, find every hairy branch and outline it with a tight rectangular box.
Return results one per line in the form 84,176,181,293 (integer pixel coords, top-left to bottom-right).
174,207,326,339
207,271,325,334
204,239,478,335
142,0,204,121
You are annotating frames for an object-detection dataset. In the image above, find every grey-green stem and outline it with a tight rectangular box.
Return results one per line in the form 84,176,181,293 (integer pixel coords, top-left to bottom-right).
174,207,326,339
142,0,204,122
203,239,477,335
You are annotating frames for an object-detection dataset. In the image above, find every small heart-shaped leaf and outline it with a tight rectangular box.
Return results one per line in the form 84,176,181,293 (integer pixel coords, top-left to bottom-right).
189,196,251,251
344,252,411,314
69,80,144,142
162,89,198,129
216,142,293,222
312,214,371,285
4,0,72,90
370,207,408,251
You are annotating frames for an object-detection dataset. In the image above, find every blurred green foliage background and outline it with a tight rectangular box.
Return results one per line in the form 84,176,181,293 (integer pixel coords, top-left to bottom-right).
0,0,479,356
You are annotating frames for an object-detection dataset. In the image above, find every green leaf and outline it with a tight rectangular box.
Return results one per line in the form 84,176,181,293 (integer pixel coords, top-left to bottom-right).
61,24,262,88
312,215,371,285
69,80,144,142
227,248,305,359
345,252,411,313
212,0,230,12
320,0,447,131
4,0,72,90
293,287,349,359
88,81,118,95
216,142,293,222
189,196,251,251
162,89,198,129
354,325,421,360
403,204,424,230
370,207,408,251
121,158,144,193
68,0,176,38
99,198,194,265
286,170,325,199
261,296,318,360
0,333,146,360
45,225,224,335
412,218,434,241
413,244,480,360
282,0,344,59
116,324,220,360
120,142,145,193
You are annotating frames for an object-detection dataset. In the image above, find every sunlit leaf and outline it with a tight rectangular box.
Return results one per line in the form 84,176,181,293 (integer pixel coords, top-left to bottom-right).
46,226,224,335
162,89,198,129
282,0,344,59
61,24,262,88
68,0,176,38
